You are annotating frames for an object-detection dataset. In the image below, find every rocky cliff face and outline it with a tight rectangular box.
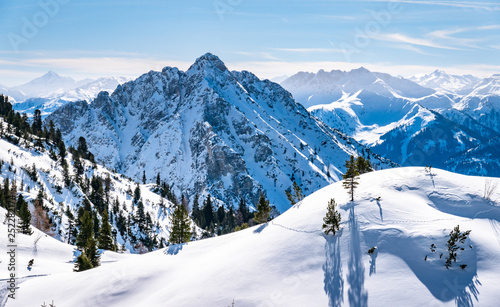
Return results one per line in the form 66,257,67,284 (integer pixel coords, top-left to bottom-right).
47,53,394,212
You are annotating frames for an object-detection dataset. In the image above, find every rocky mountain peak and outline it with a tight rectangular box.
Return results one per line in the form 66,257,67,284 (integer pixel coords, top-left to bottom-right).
188,52,229,75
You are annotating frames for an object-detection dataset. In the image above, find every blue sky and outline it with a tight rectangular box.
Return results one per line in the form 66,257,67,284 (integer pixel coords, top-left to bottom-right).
1,0,499,86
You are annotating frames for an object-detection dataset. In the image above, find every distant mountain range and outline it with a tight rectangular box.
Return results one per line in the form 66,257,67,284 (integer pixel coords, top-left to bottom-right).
408,70,481,95
281,68,500,177
1,71,129,116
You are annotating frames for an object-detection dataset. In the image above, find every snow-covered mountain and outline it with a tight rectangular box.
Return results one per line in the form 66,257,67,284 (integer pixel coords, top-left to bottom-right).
46,53,395,213
409,70,481,95
308,91,488,170
283,68,500,177
6,167,500,306
10,70,81,100
466,74,500,97
1,72,129,116
281,67,434,108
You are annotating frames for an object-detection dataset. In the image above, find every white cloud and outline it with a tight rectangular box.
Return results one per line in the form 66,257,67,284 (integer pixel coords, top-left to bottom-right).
394,44,435,55
366,0,500,11
375,33,464,50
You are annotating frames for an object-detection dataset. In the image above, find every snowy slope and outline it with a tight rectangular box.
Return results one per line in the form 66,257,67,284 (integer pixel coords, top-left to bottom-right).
46,53,395,213
0,119,177,253
467,74,500,97
0,206,138,306
5,167,500,306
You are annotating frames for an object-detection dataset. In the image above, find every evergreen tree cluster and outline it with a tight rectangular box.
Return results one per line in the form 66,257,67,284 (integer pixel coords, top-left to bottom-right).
190,194,257,237
0,95,66,156
285,180,304,206
0,178,32,235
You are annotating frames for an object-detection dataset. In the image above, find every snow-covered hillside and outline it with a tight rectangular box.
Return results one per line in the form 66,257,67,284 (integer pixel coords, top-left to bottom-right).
5,167,500,306
0,118,177,253
46,53,395,213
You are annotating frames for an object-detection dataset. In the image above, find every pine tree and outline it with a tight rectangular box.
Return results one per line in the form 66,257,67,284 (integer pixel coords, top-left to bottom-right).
202,194,214,230
356,156,373,174
90,175,105,213
169,204,192,245
133,182,141,204
136,200,146,230
74,252,93,272
322,198,341,235
223,204,236,233
77,136,88,158
191,195,201,226
285,180,304,205
142,170,146,184
76,211,93,249
66,206,76,244
237,197,249,224
98,210,115,251
75,211,100,270
17,195,33,235
85,236,100,268
343,156,359,202
32,109,42,135
9,179,17,210
254,193,270,224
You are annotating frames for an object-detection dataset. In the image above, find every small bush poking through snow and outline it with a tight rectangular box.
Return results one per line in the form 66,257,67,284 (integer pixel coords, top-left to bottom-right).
445,225,471,269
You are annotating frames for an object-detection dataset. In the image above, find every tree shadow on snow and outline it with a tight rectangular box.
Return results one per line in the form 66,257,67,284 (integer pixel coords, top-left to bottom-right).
427,192,500,223
163,243,185,255
347,207,368,307
369,248,378,276
363,228,481,306
253,223,269,234
323,229,344,307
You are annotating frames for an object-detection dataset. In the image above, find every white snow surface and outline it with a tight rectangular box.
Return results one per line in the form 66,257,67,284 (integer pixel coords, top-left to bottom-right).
4,167,500,306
